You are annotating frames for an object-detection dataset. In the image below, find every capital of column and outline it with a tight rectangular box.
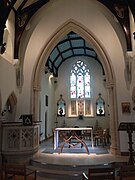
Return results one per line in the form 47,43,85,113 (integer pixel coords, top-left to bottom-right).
126,51,135,59
0,116,6,122
106,82,115,89
33,85,41,92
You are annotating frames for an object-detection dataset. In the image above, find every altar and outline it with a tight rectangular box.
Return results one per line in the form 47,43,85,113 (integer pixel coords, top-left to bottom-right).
53,127,94,151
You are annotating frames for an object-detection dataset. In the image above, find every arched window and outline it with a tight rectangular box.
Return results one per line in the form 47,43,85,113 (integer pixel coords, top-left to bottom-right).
70,60,91,99
70,60,91,117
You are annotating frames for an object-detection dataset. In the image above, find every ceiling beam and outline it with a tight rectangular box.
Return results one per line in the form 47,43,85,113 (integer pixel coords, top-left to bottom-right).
67,34,75,56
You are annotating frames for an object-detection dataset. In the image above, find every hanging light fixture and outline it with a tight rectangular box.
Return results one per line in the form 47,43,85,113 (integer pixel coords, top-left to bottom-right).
49,72,53,78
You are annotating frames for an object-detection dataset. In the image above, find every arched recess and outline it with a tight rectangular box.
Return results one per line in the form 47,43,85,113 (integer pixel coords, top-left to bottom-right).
1,91,17,117
32,19,120,155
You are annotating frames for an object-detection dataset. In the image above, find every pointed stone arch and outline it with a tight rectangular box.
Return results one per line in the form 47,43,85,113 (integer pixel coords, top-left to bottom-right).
32,19,120,155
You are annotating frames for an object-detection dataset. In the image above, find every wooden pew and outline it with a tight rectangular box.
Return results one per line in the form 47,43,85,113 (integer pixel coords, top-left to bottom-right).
0,164,3,180
119,165,135,180
4,163,37,180
82,165,115,180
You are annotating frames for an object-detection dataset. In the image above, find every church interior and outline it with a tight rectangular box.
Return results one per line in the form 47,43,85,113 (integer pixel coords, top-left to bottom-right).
0,0,135,179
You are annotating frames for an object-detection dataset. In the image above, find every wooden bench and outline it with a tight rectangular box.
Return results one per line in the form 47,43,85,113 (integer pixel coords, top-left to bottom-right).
82,165,115,180
4,163,37,180
119,165,135,180
0,164,3,180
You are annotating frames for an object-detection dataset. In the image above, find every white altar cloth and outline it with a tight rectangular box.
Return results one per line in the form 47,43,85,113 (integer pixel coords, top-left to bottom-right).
53,127,94,150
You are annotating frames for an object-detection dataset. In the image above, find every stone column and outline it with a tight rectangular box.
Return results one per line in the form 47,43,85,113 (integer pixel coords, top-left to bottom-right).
107,84,120,155
32,86,41,122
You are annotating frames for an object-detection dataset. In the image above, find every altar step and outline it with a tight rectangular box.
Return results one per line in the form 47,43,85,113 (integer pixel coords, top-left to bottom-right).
30,138,128,179
30,159,90,180
30,159,126,180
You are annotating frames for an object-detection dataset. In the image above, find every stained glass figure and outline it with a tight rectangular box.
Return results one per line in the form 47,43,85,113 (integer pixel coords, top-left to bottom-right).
70,60,91,99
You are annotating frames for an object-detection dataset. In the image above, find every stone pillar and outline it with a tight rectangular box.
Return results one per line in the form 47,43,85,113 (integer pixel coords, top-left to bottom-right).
33,86,41,122
107,84,120,155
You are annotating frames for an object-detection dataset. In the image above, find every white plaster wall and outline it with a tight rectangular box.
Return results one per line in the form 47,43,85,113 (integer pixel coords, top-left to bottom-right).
2,10,15,63
0,56,16,111
0,10,17,120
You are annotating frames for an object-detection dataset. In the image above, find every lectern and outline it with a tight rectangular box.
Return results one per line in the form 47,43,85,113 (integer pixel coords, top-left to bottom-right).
118,122,135,165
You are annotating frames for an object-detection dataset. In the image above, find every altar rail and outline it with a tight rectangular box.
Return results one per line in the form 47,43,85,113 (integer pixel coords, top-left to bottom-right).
1,122,40,163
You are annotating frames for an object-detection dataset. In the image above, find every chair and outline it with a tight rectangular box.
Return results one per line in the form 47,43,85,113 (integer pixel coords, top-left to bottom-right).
119,165,135,180
83,126,92,140
103,128,111,145
4,163,37,180
82,165,115,180
94,129,104,146
94,128,110,147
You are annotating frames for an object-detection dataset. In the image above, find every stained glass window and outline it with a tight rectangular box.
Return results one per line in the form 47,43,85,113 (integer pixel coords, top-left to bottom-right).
70,60,91,99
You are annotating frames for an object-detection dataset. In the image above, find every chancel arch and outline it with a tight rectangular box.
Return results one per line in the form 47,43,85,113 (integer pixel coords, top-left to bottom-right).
32,20,120,155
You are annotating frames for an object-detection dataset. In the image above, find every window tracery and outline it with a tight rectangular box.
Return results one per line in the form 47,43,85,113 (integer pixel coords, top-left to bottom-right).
70,60,91,117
